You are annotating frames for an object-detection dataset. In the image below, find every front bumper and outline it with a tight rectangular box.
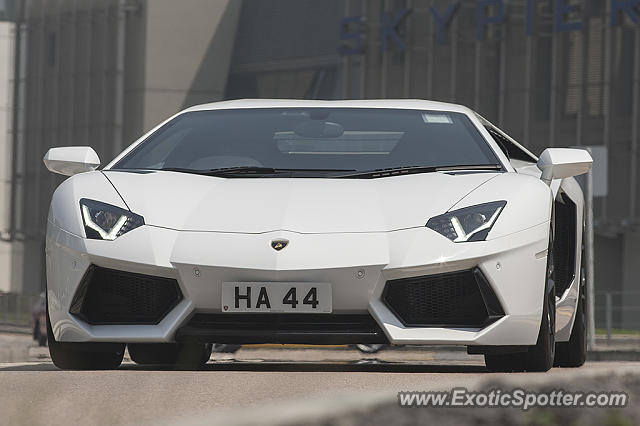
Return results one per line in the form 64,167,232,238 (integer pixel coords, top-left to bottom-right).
46,220,549,346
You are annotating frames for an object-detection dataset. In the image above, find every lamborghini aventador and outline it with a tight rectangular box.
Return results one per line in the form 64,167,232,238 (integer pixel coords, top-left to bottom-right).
43,99,593,371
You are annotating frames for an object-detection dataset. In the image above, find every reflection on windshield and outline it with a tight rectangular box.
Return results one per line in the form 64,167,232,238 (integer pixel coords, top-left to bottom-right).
112,108,501,177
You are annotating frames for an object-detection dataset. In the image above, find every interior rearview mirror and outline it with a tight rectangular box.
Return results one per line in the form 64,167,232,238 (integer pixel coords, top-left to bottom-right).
537,148,593,185
293,121,344,138
43,146,101,176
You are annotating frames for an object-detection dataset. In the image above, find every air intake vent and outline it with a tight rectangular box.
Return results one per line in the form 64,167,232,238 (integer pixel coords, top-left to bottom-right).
382,268,504,328
69,266,182,325
175,313,388,344
554,193,577,296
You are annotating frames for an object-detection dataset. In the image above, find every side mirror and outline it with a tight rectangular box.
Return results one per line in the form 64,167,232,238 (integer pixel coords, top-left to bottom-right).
43,147,101,176
537,148,593,185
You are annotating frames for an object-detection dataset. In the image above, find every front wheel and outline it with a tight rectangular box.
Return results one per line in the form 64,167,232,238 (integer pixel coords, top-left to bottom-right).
484,352,526,372
485,229,556,372
47,311,124,370
485,286,555,372
555,242,587,367
522,283,556,371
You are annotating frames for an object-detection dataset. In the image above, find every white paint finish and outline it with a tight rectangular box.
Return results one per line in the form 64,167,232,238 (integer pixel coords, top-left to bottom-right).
372,223,548,345
450,172,553,240
47,171,127,237
46,221,546,345
45,100,587,351
103,170,497,233
43,146,101,176
537,148,593,184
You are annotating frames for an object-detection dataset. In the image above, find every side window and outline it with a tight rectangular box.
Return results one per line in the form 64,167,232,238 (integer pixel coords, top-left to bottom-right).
484,125,537,163
485,126,510,160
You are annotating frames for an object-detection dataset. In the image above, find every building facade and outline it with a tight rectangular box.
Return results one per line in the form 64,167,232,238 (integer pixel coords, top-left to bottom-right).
3,0,640,328
3,0,242,294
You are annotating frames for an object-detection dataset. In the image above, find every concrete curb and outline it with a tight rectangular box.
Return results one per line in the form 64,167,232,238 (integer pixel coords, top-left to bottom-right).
0,324,31,335
588,349,640,362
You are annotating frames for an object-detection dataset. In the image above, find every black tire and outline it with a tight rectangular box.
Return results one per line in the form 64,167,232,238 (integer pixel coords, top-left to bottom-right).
484,352,526,372
554,242,587,367
485,229,556,373
47,310,124,370
129,343,212,369
523,282,555,371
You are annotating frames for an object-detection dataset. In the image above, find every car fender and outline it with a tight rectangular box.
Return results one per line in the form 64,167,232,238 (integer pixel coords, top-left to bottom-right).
449,172,553,240
47,171,128,237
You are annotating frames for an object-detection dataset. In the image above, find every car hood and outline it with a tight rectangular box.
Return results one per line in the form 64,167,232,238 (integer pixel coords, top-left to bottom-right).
102,170,499,233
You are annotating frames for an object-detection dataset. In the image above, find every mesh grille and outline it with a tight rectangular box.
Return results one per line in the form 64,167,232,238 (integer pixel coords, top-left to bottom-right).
175,313,388,344
70,266,182,325
383,269,498,327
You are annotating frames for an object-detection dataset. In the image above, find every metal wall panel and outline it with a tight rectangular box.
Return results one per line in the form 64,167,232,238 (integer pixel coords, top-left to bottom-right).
14,0,135,294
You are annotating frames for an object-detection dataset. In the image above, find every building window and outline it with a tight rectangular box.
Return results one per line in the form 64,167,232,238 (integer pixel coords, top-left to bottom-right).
586,17,605,117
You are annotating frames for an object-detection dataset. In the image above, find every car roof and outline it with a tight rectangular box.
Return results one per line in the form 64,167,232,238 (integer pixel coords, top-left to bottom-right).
183,98,473,114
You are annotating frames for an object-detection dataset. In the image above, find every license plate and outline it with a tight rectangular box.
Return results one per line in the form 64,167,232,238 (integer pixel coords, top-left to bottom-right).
221,282,332,313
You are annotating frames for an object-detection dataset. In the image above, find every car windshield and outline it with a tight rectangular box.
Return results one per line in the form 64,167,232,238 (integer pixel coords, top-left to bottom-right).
112,108,501,177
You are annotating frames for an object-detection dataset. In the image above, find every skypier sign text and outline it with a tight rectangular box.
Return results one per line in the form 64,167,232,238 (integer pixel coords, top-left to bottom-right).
339,0,640,54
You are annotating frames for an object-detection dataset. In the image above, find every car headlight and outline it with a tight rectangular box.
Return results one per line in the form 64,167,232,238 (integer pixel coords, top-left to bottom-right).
426,201,506,242
80,199,144,240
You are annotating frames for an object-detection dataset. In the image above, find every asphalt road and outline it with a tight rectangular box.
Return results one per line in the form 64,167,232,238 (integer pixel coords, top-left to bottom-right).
1,345,638,426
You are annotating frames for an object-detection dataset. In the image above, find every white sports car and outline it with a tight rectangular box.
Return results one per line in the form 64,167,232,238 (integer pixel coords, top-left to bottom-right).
44,99,592,371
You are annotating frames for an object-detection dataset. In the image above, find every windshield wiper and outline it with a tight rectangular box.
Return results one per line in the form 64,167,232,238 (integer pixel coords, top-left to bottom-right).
336,164,503,179
160,166,278,176
158,166,356,177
